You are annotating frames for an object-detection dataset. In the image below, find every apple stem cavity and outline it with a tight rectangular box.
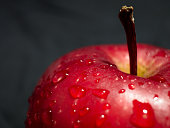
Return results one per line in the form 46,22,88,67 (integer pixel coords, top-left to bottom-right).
119,6,137,75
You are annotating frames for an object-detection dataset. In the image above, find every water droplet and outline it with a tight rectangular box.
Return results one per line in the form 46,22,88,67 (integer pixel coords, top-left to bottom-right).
26,118,32,126
128,83,135,90
73,120,81,128
168,91,170,99
85,59,94,65
71,109,77,115
130,100,155,128
49,100,57,107
45,90,53,98
80,59,83,63
115,77,119,81
41,109,53,126
96,114,106,127
153,94,159,101
52,120,57,126
79,107,90,116
52,70,69,84
94,78,100,83
118,89,126,93
120,75,124,79
93,72,100,77
33,113,40,121
69,85,86,98
138,82,144,86
58,108,62,114
149,75,167,83
103,103,111,110
99,64,110,69
72,102,78,109
34,85,41,93
92,89,110,99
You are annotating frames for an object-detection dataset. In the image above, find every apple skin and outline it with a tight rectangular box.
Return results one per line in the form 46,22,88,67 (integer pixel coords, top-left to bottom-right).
25,44,170,128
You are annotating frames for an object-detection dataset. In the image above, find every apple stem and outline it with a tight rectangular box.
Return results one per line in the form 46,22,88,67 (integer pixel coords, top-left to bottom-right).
119,6,137,75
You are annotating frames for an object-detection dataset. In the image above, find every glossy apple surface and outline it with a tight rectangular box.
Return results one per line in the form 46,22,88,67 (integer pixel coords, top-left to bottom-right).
25,44,170,128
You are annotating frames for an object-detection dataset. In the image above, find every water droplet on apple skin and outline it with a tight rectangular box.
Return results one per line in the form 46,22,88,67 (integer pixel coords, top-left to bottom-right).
52,70,69,84
153,94,159,101
149,74,167,83
103,103,111,110
41,109,53,126
138,82,144,86
94,78,101,83
128,83,135,90
99,64,110,69
118,89,126,93
130,100,155,128
25,118,32,126
96,114,107,127
92,89,110,99
85,59,94,65
49,100,57,107
79,107,90,116
71,109,77,115
69,85,86,99
73,120,81,128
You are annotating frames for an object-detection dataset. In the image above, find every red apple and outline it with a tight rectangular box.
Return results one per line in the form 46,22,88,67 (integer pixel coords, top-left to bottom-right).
25,6,170,128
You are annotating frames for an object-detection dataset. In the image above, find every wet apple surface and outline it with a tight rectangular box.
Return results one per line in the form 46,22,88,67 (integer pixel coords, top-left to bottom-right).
25,6,170,128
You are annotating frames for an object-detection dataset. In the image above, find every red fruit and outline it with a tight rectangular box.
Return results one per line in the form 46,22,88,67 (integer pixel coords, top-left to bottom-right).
25,6,170,128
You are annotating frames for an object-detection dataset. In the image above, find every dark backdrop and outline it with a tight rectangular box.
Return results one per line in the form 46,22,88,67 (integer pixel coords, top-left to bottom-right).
0,0,170,128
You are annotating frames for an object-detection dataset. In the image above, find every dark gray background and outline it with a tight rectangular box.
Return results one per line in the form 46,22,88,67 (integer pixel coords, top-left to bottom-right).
0,0,170,128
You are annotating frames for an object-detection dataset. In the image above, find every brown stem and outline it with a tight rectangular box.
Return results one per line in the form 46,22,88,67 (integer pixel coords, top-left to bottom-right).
119,6,137,75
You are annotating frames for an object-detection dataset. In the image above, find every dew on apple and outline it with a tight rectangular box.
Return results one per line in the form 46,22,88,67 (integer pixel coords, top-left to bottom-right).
153,94,159,101
115,77,119,81
49,100,57,107
41,109,53,126
26,118,32,126
35,100,40,106
120,75,124,80
103,103,111,110
138,82,144,86
85,59,94,65
79,107,90,116
57,108,63,114
52,120,57,127
96,114,106,127
92,89,110,99
69,85,87,98
52,70,69,84
128,83,135,90
72,102,78,109
149,75,167,83
73,119,81,128
118,89,126,93
71,109,77,115
94,78,100,83
130,100,155,128
99,64,110,69
123,80,127,82
93,72,100,77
